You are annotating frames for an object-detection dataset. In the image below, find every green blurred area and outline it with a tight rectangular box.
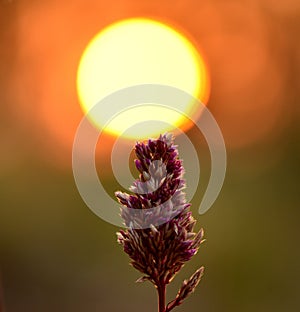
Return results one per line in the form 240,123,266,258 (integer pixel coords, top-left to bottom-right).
1,0,300,311
1,127,300,311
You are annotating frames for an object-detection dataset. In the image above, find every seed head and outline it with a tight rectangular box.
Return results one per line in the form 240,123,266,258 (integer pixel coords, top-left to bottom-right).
115,133,205,310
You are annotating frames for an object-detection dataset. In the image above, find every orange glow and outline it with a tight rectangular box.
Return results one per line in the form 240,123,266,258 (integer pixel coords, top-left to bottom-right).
5,0,288,170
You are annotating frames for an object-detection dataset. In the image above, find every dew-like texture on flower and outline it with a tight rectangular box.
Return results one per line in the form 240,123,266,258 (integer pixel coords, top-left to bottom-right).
115,133,205,289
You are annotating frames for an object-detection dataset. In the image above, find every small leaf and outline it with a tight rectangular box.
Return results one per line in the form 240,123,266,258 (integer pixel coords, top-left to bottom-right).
135,276,150,283
178,267,204,301
166,267,205,312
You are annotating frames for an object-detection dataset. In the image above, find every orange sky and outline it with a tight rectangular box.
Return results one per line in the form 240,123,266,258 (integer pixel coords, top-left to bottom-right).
1,0,298,170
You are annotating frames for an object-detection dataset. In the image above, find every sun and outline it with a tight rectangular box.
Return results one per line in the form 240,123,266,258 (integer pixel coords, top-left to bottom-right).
76,18,210,139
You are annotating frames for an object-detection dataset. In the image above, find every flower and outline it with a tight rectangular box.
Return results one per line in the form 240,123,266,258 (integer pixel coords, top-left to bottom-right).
115,133,205,312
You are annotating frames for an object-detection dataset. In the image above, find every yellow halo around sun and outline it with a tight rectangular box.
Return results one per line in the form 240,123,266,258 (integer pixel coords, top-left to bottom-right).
76,18,210,139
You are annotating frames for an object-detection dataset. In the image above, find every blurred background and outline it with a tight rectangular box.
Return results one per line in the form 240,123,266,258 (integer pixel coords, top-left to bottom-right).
0,0,299,311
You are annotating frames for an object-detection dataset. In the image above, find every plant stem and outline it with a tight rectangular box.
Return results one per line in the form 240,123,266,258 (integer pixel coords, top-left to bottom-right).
165,299,178,312
157,282,166,312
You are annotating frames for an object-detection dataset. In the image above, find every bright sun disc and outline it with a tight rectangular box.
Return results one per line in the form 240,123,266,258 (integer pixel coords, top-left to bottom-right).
77,18,209,139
